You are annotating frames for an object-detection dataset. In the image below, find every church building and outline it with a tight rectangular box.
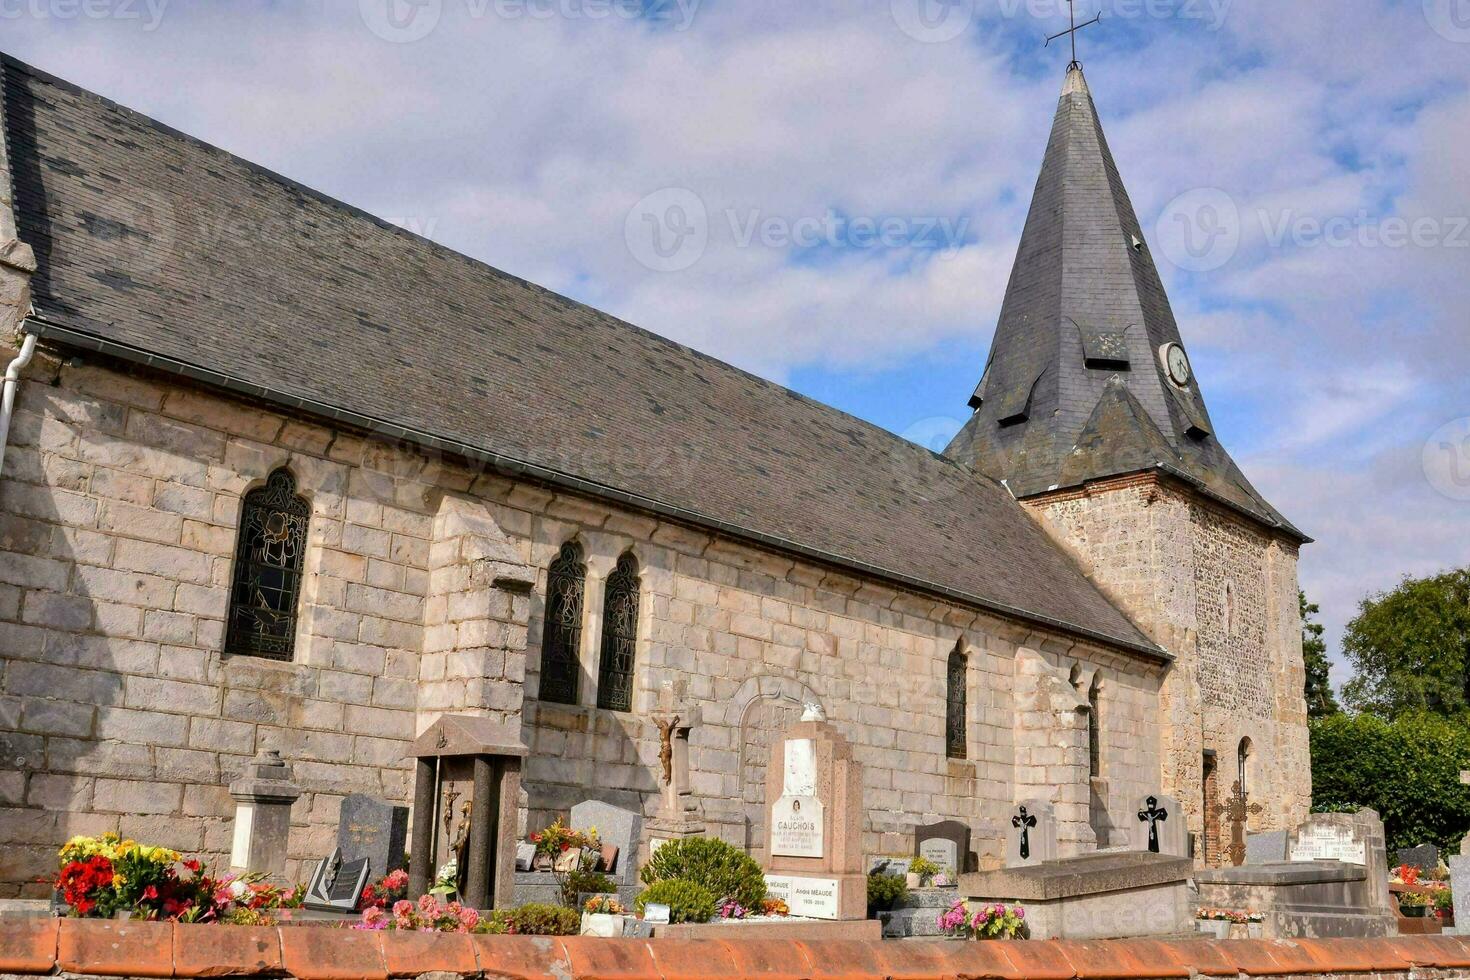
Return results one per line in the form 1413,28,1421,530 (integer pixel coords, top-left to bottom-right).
0,53,1310,894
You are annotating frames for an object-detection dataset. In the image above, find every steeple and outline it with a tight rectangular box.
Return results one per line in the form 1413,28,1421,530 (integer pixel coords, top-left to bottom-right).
946,65,1301,539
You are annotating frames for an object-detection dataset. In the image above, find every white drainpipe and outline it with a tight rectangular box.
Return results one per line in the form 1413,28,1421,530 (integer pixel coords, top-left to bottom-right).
0,331,37,480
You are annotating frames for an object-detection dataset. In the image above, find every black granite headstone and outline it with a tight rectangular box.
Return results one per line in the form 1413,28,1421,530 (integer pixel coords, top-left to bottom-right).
1397,843,1441,872
336,793,408,878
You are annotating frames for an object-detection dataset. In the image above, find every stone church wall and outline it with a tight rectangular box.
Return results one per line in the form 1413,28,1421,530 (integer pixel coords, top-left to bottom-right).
0,350,1165,894
1025,474,1312,865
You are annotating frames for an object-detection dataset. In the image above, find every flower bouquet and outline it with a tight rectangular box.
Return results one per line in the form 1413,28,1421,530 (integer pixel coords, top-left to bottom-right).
580,894,628,937
939,899,1027,940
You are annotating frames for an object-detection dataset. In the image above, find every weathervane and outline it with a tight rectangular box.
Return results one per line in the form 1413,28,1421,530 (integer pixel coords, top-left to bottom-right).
1045,0,1101,71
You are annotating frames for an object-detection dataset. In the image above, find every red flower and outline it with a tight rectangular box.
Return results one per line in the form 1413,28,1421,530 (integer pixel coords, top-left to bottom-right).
142,886,159,901
183,859,202,874
560,843,570,852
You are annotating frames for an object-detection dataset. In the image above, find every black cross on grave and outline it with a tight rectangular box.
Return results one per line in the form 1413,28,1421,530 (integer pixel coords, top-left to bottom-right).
1137,796,1168,853
1012,806,1038,860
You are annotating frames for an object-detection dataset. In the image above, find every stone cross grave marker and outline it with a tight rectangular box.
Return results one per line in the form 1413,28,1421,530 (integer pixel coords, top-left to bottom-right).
1006,800,1057,867
915,820,970,875
1130,793,1187,857
571,799,642,886
337,794,409,878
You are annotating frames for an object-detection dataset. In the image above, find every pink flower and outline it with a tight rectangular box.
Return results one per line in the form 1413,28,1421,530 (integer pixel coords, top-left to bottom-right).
356,907,389,931
385,869,409,889
458,907,480,930
417,893,439,916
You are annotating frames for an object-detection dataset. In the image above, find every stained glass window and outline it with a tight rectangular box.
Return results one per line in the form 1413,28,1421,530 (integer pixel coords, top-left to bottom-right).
596,553,640,712
946,643,967,760
225,468,310,661
539,542,586,705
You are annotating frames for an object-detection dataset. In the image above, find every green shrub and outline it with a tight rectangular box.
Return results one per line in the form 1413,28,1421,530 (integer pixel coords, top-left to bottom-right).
507,902,580,936
634,878,716,924
559,868,616,908
638,837,767,908
1310,713,1470,853
866,873,908,912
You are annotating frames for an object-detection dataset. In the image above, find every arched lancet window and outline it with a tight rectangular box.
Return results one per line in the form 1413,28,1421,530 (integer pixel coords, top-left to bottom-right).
1237,737,1253,796
596,553,640,712
945,642,968,760
1088,676,1103,779
225,468,310,661
539,542,586,705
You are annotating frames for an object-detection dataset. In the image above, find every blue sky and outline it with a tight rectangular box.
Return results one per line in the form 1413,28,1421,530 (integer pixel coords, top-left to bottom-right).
3,0,1467,685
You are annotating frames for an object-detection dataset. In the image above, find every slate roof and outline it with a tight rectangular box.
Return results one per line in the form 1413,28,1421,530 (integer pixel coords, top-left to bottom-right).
0,54,1160,657
945,67,1305,542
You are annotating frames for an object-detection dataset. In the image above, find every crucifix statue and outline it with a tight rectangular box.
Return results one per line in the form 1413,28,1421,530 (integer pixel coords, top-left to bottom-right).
1137,796,1169,854
1215,780,1264,867
1012,806,1038,861
1045,0,1101,70
654,714,680,787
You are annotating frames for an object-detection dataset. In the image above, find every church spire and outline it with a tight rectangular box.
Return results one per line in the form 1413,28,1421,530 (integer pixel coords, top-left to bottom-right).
946,66,1302,539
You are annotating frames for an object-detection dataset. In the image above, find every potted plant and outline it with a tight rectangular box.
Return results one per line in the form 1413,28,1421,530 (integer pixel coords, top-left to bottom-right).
907,856,940,890
580,894,627,936
1432,885,1454,925
1400,890,1433,918
1195,907,1238,939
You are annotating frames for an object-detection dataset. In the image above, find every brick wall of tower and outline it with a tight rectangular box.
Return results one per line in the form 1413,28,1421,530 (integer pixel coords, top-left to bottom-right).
1025,473,1312,865
0,346,1167,895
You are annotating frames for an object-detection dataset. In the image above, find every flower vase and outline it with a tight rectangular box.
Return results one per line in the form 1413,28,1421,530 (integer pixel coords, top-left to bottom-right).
1247,922,1264,939
906,872,922,889
1199,919,1230,939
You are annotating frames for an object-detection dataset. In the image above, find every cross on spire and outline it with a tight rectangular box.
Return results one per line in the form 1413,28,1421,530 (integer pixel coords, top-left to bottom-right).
1045,0,1101,71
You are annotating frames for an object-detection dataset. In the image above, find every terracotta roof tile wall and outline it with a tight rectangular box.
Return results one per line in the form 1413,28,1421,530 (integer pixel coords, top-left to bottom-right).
7,918,1470,980
0,54,1158,657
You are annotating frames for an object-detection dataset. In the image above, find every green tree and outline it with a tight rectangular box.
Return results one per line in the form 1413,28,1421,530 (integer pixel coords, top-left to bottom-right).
1340,569,1470,718
1310,712,1470,852
1300,591,1339,718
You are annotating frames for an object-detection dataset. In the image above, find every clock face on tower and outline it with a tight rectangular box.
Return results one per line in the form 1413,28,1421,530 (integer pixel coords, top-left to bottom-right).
1161,343,1191,387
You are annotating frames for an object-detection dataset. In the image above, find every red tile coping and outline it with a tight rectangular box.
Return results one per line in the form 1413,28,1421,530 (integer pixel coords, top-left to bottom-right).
10,919,1470,980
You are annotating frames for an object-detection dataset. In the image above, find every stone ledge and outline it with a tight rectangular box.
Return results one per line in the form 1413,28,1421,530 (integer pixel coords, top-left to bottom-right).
960,852,1193,901
7,918,1470,979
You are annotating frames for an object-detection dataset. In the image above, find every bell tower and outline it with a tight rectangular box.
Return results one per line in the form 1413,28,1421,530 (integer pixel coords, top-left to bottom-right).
946,64,1311,862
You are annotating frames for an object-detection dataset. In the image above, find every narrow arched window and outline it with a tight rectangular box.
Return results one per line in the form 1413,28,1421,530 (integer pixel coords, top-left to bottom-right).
596,553,640,712
945,643,967,760
539,542,586,705
225,468,310,661
1088,676,1103,779
1238,737,1253,796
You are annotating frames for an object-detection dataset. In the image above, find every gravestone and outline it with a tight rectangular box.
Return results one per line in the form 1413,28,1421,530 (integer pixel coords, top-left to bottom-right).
1246,831,1289,865
1450,855,1470,931
1290,816,1369,865
227,750,301,883
303,847,371,912
1130,794,1186,857
914,820,970,875
336,794,408,878
866,855,914,877
571,799,642,886
1006,800,1057,867
1397,844,1441,872
762,705,866,920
